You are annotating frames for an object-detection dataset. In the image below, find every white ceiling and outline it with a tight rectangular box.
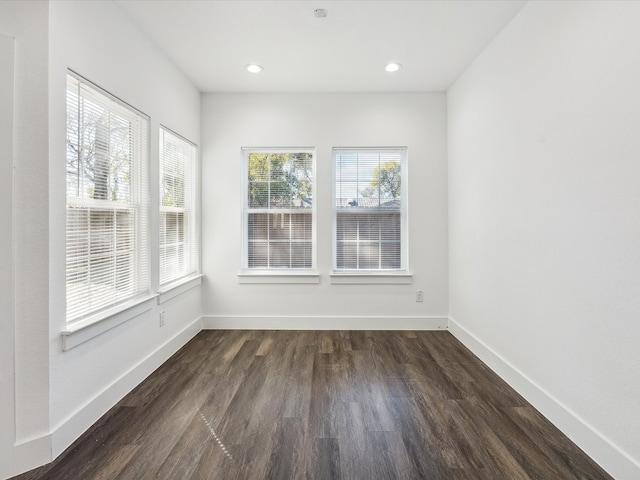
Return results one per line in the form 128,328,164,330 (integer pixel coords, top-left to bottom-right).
115,0,527,93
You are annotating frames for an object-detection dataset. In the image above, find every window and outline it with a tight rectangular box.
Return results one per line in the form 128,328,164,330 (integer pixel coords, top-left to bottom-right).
242,148,315,271
334,148,407,271
159,128,198,286
66,72,149,323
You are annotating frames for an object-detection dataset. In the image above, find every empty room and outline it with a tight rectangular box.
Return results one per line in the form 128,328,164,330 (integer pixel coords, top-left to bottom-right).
1,0,638,478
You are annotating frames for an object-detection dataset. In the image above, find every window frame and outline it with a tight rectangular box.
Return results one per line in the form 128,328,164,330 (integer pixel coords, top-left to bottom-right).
159,126,198,287
241,147,317,277
332,147,409,276
65,70,150,325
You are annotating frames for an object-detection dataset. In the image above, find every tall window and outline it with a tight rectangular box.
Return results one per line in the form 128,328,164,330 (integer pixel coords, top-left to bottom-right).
159,128,197,285
334,148,407,271
66,73,149,323
243,148,315,270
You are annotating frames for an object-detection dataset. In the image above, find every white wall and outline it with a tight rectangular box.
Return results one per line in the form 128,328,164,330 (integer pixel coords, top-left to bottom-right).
0,1,202,477
448,1,640,477
0,33,15,479
0,2,51,478
201,93,448,328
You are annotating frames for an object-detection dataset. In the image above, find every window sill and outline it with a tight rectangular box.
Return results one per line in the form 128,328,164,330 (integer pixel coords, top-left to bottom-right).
158,273,203,304
330,272,413,285
61,293,158,351
238,272,320,284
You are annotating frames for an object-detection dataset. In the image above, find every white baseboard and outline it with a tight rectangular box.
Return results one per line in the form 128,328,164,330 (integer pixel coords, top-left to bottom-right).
50,316,203,459
201,315,448,330
448,316,640,480
5,434,52,480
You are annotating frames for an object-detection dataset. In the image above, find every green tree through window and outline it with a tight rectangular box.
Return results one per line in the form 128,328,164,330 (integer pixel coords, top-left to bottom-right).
248,153,313,208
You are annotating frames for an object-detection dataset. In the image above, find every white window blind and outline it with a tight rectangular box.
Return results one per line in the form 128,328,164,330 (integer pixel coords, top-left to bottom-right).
334,148,407,271
159,127,197,285
243,149,315,270
66,73,149,324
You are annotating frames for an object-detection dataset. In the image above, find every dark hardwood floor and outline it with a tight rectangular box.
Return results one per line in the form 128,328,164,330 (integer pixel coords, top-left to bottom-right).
13,330,612,480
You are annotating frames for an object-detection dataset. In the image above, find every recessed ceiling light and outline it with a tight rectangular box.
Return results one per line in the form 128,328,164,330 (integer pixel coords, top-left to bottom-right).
246,64,263,73
314,8,328,18
385,63,402,73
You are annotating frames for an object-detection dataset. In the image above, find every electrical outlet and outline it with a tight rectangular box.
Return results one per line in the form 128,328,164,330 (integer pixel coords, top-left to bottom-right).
159,310,166,327
416,290,424,303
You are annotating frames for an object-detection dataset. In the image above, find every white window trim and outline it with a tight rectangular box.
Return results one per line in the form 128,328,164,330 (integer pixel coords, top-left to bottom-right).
237,272,320,284
62,271,204,350
240,147,317,277
332,147,409,276
329,272,412,285
61,293,158,350
158,273,203,304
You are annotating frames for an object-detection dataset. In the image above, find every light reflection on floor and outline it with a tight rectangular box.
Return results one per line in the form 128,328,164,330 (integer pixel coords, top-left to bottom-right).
199,410,234,460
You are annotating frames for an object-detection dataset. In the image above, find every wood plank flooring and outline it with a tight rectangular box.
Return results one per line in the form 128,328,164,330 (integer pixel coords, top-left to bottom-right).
13,330,612,480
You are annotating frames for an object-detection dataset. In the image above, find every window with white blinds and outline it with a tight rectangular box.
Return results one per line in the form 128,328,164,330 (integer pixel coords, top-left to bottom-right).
66,72,149,324
243,148,315,270
159,128,197,285
334,148,407,271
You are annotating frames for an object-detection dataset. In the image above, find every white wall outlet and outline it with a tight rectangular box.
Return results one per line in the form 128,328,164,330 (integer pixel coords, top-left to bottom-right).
159,310,166,327
416,290,424,302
